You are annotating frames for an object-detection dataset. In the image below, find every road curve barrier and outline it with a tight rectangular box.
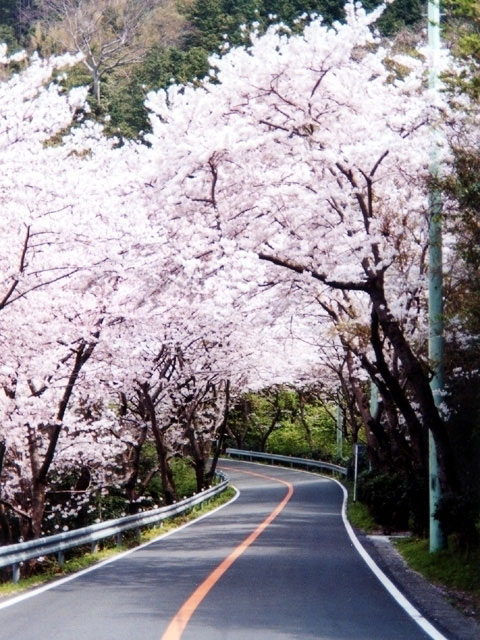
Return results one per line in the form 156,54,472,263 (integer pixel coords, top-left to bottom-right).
225,448,347,477
0,471,230,583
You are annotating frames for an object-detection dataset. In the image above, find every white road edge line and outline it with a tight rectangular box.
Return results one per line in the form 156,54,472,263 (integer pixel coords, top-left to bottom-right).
222,458,448,640
330,477,449,640
0,487,240,611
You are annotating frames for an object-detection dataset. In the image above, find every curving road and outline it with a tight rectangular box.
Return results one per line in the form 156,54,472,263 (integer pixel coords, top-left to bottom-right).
0,461,443,640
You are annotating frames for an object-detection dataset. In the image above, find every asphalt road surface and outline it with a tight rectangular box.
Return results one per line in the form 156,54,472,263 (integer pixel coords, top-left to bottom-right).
0,461,442,640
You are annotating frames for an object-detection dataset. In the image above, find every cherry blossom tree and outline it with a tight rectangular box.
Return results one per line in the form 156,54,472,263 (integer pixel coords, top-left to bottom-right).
2,0,474,545
143,2,459,495
0,31,330,544
0,47,155,540
0,48,94,540
96,285,303,502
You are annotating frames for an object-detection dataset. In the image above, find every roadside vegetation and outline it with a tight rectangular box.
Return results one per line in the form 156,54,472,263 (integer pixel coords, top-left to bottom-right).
225,387,348,461
396,537,480,595
0,0,479,620
346,492,377,534
396,537,480,622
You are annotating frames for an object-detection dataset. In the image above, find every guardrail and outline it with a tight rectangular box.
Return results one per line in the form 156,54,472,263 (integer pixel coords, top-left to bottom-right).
0,471,229,583
226,448,348,476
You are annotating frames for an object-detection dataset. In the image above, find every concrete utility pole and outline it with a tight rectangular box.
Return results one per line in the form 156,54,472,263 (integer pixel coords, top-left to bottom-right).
427,0,447,552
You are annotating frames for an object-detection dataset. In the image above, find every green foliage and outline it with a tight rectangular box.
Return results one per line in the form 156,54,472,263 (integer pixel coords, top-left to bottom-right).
103,45,210,137
347,493,377,533
357,470,409,531
227,388,348,461
0,22,16,48
267,407,341,459
435,491,479,551
262,0,343,24
440,4,480,537
447,150,480,277
357,469,428,533
267,423,310,456
21,0,424,138
170,457,198,498
442,156,480,526
444,0,480,98
440,2,480,524
363,0,422,36
442,361,480,536
93,490,127,522
37,444,197,538
183,0,242,50
184,0,423,53
0,0,23,49
94,449,197,521
134,441,164,504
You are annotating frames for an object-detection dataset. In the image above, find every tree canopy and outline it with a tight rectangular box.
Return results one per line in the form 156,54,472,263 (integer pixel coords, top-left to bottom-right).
0,1,478,550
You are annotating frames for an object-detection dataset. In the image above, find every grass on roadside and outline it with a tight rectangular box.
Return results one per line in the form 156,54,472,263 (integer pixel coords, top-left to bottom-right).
347,499,377,533
0,486,236,598
342,481,377,534
0,546,124,598
395,536,480,594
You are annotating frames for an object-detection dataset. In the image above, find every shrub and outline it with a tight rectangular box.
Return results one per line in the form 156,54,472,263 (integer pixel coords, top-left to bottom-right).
357,471,410,532
357,469,429,534
434,491,479,552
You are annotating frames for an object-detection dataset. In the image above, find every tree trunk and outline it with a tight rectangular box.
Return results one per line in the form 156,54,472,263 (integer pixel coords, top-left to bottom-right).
367,307,427,470
259,391,282,452
0,504,12,544
207,380,230,482
122,423,149,513
369,276,457,493
141,385,177,505
184,411,208,493
92,68,101,102
31,482,46,540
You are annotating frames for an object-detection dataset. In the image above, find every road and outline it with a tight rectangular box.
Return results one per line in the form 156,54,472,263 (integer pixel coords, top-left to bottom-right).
0,461,442,640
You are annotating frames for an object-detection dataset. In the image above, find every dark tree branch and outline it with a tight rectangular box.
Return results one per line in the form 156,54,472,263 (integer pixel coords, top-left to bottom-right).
258,252,369,291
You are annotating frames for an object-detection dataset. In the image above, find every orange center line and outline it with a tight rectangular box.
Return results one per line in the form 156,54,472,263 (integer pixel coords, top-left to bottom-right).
160,468,294,640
